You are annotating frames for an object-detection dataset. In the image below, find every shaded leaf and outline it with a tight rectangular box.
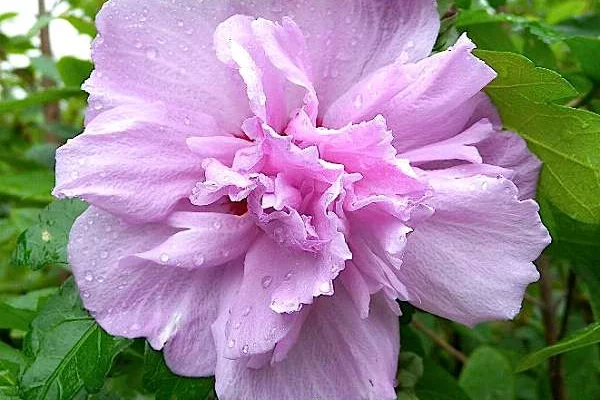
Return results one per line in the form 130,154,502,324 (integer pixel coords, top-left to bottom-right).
20,279,131,400
0,302,35,331
143,345,213,400
13,200,88,271
414,359,471,400
56,57,93,88
459,346,514,400
566,37,600,82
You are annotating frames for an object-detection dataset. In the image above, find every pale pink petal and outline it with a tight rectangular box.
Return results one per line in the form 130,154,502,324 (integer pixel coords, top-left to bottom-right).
133,212,258,269
69,208,227,376
398,176,551,326
214,286,399,400
186,136,252,166
400,120,495,164
386,35,497,153
54,104,212,223
478,132,542,200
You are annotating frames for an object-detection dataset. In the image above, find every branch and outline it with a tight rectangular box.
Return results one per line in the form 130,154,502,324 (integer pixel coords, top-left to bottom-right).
38,0,60,141
411,319,468,364
537,255,567,400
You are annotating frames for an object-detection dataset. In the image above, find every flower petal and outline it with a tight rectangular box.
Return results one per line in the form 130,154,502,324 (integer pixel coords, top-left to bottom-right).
398,176,551,326
54,104,215,223
133,212,258,269
69,207,226,375
86,0,251,132
214,285,399,400
478,131,542,200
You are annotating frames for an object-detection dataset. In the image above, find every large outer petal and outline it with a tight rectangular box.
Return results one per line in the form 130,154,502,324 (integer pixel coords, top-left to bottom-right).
214,285,399,400
54,104,215,223
398,176,551,326
87,0,439,127
69,207,228,376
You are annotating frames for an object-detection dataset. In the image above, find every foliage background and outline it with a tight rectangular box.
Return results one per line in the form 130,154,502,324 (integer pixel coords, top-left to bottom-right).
1,0,600,399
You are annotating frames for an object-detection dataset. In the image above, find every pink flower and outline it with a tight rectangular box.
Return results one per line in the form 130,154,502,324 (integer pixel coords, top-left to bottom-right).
54,1,551,399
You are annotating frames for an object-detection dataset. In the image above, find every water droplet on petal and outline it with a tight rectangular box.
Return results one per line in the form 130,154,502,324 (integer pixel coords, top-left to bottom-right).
319,281,332,294
213,221,222,230
100,251,108,259
353,94,363,109
82,290,90,298
134,40,143,49
177,19,184,27
233,321,241,329
185,27,194,35
160,253,170,263
284,271,293,281
241,344,249,354
84,271,94,282
481,181,489,190
145,47,158,59
261,276,273,289
227,339,236,348
192,254,205,267
183,116,191,125
96,276,105,283
241,306,252,316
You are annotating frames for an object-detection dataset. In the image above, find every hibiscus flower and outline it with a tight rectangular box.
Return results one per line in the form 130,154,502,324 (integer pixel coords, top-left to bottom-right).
54,1,551,399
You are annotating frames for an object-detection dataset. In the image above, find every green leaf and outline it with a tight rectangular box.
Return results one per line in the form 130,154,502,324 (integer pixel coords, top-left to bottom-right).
566,37,600,82
555,15,600,37
30,57,61,83
459,347,514,400
0,357,22,400
476,50,600,224
541,200,600,318
0,12,18,24
0,302,35,331
20,279,131,400
143,345,214,400
397,352,424,389
60,15,96,37
414,359,471,400
0,171,54,203
13,200,88,271
516,322,600,372
0,88,86,114
56,57,93,88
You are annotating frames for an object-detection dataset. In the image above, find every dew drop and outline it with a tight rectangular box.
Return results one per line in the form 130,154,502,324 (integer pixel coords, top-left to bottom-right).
145,47,158,59
213,221,222,230
84,271,94,282
353,94,363,109
193,254,205,267
319,281,332,294
183,116,191,125
185,27,194,35
481,181,489,190
241,306,252,316
233,321,241,329
100,251,108,259
96,276,105,283
82,290,90,298
118,284,126,290
160,253,170,263
41,230,52,242
157,37,166,45
134,40,143,49
261,276,273,289
227,339,236,348
176,19,184,27
284,271,293,281
241,344,249,354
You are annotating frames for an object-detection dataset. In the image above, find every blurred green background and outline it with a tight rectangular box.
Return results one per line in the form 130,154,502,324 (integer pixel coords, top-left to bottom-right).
1,1,600,399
